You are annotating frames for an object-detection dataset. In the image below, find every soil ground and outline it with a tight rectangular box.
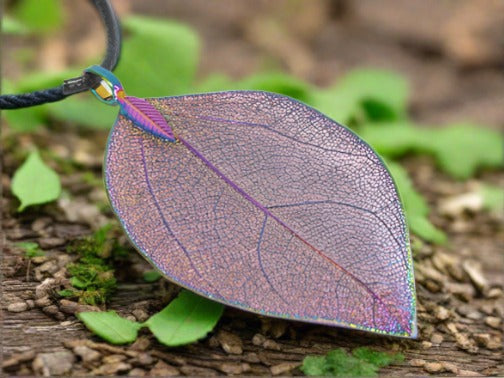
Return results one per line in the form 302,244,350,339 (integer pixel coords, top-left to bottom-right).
2,1,503,376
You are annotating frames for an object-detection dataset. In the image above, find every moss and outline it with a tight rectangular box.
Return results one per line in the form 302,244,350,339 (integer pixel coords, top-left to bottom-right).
301,347,404,377
63,224,128,305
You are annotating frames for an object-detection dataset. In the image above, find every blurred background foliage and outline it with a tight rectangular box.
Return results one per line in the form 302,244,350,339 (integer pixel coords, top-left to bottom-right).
2,0,503,245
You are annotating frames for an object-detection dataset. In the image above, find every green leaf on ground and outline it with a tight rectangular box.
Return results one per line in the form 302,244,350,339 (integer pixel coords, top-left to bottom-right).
360,123,503,179
301,347,404,377
236,72,312,103
145,290,224,346
15,242,44,258
312,69,409,124
429,124,503,179
13,0,63,33
78,311,142,345
480,184,504,213
11,151,61,211
4,106,46,132
2,15,29,35
116,16,200,97
195,73,235,92
386,160,446,244
49,97,117,129
143,270,162,282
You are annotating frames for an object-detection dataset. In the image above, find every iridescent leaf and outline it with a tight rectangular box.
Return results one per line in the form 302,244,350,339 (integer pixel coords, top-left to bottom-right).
104,90,417,338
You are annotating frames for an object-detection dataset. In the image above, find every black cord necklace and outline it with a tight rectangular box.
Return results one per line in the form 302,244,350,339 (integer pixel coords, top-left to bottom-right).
0,0,121,109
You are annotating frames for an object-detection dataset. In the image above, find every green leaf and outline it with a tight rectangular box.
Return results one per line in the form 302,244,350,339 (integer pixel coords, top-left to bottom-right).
235,72,312,103
49,97,117,129
386,160,446,244
14,0,63,33
360,122,504,179
4,107,47,132
2,15,29,35
480,184,504,213
11,151,61,211
78,311,142,345
58,289,77,298
429,124,503,179
15,241,44,258
143,270,162,283
70,276,89,289
312,69,409,124
310,89,358,126
145,290,224,347
115,16,200,97
301,347,404,377
336,69,409,120
195,73,235,92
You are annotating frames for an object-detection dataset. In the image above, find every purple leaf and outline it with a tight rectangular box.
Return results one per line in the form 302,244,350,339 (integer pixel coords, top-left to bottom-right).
105,91,417,338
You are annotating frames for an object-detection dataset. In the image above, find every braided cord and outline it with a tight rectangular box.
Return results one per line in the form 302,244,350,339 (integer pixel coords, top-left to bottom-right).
0,0,121,110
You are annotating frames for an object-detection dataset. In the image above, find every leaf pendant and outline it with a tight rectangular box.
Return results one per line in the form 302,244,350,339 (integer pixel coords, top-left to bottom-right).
86,65,417,338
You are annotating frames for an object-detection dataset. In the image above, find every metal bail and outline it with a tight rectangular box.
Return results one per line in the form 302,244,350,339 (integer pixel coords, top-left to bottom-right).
84,65,124,105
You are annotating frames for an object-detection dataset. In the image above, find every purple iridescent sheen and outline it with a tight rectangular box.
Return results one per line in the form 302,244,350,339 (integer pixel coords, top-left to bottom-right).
117,95,175,142
105,91,417,338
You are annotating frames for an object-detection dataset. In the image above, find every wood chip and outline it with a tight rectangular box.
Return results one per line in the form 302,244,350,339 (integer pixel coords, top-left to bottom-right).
409,359,425,367
218,362,251,375
455,333,479,354
441,361,459,374
32,351,75,376
434,306,451,321
445,282,475,302
128,367,146,376
421,341,433,349
2,351,36,369
263,339,282,351
59,299,100,314
484,316,502,329
38,237,66,249
424,362,445,373
7,302,29,312
431,333,444,345
459,369,483,376
216,330,243,355
271,362,300,375
91,362,131,375
129,337,151,352
462,260,489,293
179,365,218,376
252,333,267,346
473,333,501,349
73,346,101,363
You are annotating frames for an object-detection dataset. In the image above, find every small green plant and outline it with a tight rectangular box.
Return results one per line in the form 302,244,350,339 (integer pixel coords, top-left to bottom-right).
16,241,45,258
359,122,503,180
16,241,45,281
11,150,61,211
78,290,224,346
301,347,404,377
60,224,128,305
481,184,504,213
386,160,446,244
142,270,162,283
